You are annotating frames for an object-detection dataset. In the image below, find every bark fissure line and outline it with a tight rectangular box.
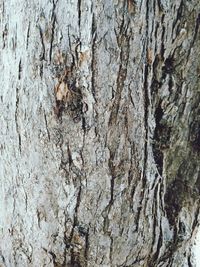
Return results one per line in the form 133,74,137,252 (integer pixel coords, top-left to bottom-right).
15,87,21,154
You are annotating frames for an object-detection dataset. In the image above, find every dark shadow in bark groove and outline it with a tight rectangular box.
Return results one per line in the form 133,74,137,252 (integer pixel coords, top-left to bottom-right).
153,102,171,176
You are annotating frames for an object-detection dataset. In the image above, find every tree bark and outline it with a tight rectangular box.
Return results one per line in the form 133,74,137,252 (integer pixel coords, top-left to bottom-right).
0,0,199,266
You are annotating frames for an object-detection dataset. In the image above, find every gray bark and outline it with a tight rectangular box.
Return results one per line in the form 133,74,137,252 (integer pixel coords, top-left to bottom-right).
0,0,199,266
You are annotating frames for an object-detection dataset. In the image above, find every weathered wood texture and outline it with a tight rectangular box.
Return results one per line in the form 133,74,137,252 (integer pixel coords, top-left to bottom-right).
0,0,199,266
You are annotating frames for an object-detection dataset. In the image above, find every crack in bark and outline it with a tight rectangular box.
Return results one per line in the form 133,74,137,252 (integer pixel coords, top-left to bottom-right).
2,24,8,49
109,235,113,265
62,211,71,267
43,110,50,141
148,183,164,265
49,0,57,63
188,255,193,267
160,14,166,59
38,25,45,61
77,0,81,30
91,13,97,102
191,203,200,236
26,22,30,49
135,8,150,228
84,227,90,265
18,59,22,80
171,0,184,40
108,151,115,207
15,87,21,154
69,186,82,265
109,6,130,125
0,251,6,267
143,0,150,180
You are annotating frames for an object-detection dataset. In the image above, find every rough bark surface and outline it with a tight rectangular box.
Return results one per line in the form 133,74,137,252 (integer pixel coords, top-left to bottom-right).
0,0,199,266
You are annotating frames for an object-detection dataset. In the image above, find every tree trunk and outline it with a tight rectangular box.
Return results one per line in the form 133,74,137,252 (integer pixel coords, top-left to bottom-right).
0,0,199,266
